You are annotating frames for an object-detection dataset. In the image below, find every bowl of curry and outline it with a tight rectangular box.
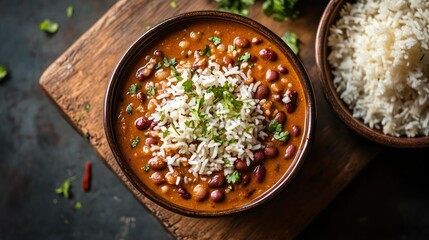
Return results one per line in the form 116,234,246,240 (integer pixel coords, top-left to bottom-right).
104,11,316,216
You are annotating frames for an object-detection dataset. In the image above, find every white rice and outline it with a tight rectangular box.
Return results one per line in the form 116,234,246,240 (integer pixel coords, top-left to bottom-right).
149,60,266,178
328,0,429,137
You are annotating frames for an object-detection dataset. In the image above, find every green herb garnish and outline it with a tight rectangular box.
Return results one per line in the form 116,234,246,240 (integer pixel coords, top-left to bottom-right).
55,176,76,198
171,123,181,136
74,201,82,210
85,103,91,113
282,32,300,55
147,86,156,96
274,131,290,142
131,136,140,148
170,0,178,9
216,0,255,16
268,119,282,133
40,19,59,34
224,158,231,165
146,24,152,30
238,52,251,63
162,129,170,138
160,112,166,121
163,57,177,67
262,0,300,21
76,115,84,121
170,66,183,81
129,83,142,94
66,6,73,18
126,104,133,114
208,36,221,46
199,45,211,57
0,65,7,81
144,164,150,172
155,62,162,70
226,170,242,184
183,79,193,92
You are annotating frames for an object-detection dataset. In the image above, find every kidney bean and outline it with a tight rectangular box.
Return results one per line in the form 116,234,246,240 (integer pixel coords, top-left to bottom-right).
150,172,165,185
285,103,296,113
285,145,297,159
252,37,262,45
146,137,157,146
148,158,166,171
178,186,191,199
253,165,266,183
274,111,287,124
264,146,278,158
288,90,298,101
266,69,279,82
242,174,251,186
292,125,301,137
135,117,152,130
234,159,248,171
136,92,146,102
273,94,282,102
149,121,158,130
259,48,277,61
208,175,226,188
285,90,298,113
255,85,270,100
153,50,164,57
277,64,288,74
210,190,225,202
253,150,265,164
234,37,250,48
249,54,258,63
193,184,208,201
223,56,234,66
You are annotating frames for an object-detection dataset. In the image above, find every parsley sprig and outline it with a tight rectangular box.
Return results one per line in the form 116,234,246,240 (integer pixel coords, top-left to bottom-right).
268,119,290,142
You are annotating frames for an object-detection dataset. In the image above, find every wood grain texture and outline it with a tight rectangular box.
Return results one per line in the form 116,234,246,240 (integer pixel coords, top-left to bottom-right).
39,0,382,239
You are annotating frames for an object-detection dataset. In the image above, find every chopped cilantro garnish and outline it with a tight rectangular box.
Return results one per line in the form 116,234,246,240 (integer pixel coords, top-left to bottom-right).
131,136,140,148
184,120,193,127
206,83,242,114
208,36,221,46
85,103,91,113
170,66,183,81
238,52,251,63
171,123,181,136
66,6,73,18
129,83,142,94
55,176,76,198
144,164,150,172
183,79,193,92
217,0,255,16
226,170,242,184
268,119,282,133
155,62,162,70
162,129,170,138
0,65,7,81
160,112,166,121
74,201,82,210
199,45,211,57
126,104,132,114
244,126,252,132
40,19,59,34
163,57,177,67
170,0,178,9
224,159,230,165
282,32,300,55
274,131,290,142
76,115,84,121
262,0,300,21
147,86,156,96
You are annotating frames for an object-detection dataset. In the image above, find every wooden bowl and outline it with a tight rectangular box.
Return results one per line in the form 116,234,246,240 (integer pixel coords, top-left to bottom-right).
104,11,316,216
315,0,429,148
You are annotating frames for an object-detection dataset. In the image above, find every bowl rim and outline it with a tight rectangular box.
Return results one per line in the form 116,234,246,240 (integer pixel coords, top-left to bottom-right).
104,10,317,217
315,0,429,148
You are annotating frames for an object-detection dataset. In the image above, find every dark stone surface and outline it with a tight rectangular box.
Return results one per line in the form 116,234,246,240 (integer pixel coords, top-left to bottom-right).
0,1,428,240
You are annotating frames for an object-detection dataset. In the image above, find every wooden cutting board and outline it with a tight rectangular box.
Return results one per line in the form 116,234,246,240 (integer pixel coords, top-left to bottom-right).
39,0,382,239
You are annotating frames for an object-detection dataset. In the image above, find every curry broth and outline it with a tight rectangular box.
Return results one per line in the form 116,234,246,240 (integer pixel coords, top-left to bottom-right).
115,21,306,211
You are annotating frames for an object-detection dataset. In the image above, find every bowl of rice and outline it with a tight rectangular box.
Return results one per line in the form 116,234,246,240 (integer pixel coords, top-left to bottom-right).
316,0,429,148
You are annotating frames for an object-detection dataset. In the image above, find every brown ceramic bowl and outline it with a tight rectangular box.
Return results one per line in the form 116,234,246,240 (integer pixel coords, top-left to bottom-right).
104,11,316,216
316,0,429,148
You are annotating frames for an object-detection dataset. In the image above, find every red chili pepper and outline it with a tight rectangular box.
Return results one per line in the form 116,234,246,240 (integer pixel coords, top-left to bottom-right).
83,160,92,192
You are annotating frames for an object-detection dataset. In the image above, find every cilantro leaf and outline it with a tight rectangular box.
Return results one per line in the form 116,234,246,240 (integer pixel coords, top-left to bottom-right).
183,79,193,92
55,176,76,198
268,119,282,133
170,66,183,81
144,164,150,172
147,86,156,96
40,19,59,34
155,62,162,70
85,103,91,113
282,32,300,55
274,131,290,142
238,52,251,63
126,104,132,114
0,65,7,81
262,0,300,21
74,201,82,210
163,57,177,67
66,6,73,18
171,123,181,136
216,0,255,16
170,0,178,9
208,36,221,46
129,83,142,94
131,136,140,148
226,170,242,184
162,129,170,138
199,45,211,57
